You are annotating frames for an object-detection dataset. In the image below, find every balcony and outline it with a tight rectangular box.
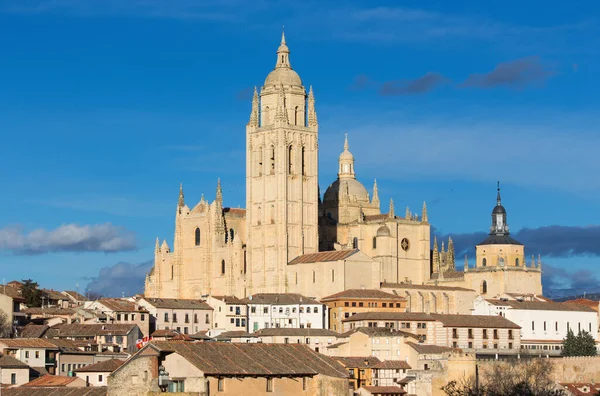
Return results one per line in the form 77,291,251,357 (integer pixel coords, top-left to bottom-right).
45,358,56,365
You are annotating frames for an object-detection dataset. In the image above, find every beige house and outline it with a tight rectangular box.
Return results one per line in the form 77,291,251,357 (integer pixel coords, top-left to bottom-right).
137,297,213,335
0,354,30,387
62,290,88,307
45,323,141,353
334,356,381,391
75,359,125,387
242,328,342,353
86,299,150,337
108,341,349,395
379,282,476,315
205,295,246,335
0,338,59,374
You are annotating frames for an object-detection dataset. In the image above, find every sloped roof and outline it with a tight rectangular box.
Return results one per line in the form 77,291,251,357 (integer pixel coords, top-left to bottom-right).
223,208,246,217
372,360,411,370
0,354,29,368
143,298,212,310
46,339,97,353
430,314,520,329
340,328,418,339
242,293,320,305
1,388,106,396
477,234,523,246
563,299,599,311
47,324,138,337
486,299,597,312
18,324,49,338
41,289,68,301
22,375,81,387
321,289,405,301
341,312,435,322
406,342,455,354
209,295,245,304
252,328,339,337
212,331,254,340
360,386,407,395
0,285,24,301
94,299,145,312
288,249,359,264
0,338,58,349
63,291,88,302
334,356,381,368
75,359,125,373
429,271,465,280
23,308,75,316
148,341,348,378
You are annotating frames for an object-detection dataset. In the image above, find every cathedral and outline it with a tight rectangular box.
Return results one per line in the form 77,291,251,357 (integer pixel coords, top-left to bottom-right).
144,33,542,300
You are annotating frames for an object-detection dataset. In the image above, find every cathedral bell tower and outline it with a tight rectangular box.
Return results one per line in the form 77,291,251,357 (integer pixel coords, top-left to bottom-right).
246,32,319,293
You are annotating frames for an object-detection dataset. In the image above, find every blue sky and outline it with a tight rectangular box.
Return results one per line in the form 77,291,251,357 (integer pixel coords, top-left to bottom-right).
0,0,599,298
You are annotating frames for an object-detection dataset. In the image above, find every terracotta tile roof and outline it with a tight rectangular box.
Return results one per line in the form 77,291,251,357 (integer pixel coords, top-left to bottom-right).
0,354,29,368
209,295,245,304
0,338,58,349
406,342,455,354
190,330,211,340
430,314,521,329
151,329,180,338
341,312,435,322
212,330,254,340
2,387,106,396
42,289,68,301
252,328,340,337
23,308,76,316
48,323,138,337
321,289,406,301
94,299,144,312
143,298,213,310
360,385,407,395
148,341,348,378
63,291,88,302
372,360,411,370
288,249,359,264
46,339,96,353
75,359,125,373
340,328,418,339
23,375,81,387
0,285,23,301
429,271,465,280
334,356,381,368
223,207,246,217
242,293,320,305
17,324,49,338
326,342,348,349
486,299,597,312
381,282,475,292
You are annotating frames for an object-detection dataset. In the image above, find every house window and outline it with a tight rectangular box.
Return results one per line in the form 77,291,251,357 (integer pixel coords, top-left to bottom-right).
373,237,377,249
266,377,273,392
481,281,487,294
185,314,189,323
194,314,198,323
221,260,226,275
25,351,29,358
35,351,39,358
532,321,535,331
195,228,201,246
173,313,178,323
124,314,128,321
482,258,487,267
99,375,103,382
141,314,145,321
230,228,235,242
169,380,185,392
353,237,358,249
171,265,174,280
493,329,498,339
468,329,473,338
313,271,315,283
164,313,169,322
331,269,335,282
11,373,16,385
307,307,311,313
515,257,519,266
117,314,121,321
218,378,224,391
314,307,318,313
483,329,488,339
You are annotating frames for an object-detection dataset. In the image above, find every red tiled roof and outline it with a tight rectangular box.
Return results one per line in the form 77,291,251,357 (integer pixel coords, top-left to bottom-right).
242,293,320,305
209,295,245,304
223,208,246,217
562,299,599,312
364,214,390,222
75,359,125,373
430,314,521,329
372,360,411,370
22,375,81,387
252,328,339,337
143,298,212,310
334,356,381,368
63,291,88,301
0,354,29,368
17,324,49,338
360,386,407,395
23,307,75,316
321,289,405,301
406,342,455,354
289,249,359,264
0,285,24,301
341,312,435,323
486,299,597,312
0,338,58,349
47,323,138,337
148,341,348,378
2,387,106,396
95,299,146,312
560,383,600,396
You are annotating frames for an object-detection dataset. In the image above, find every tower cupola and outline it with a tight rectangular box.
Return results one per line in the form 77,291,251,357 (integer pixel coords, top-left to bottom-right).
490,182,508,235
338,133,355,179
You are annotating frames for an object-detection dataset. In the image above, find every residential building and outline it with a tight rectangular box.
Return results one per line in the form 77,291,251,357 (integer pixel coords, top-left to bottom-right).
75,359,125,387
0,354,30,387
22,375,87,387
321,289,407,332
473,297,598,355
86,299,150,337
49,339,97,376
45,323,141,353
333,356,381,391
341,312,437,340
371,360,411,387
137,297,213,335
245,328,342,352
356,386,407,396
0,284,26,330
41,289,71,308
205,295,246,335
22,307,76,324
243,293,327,332
62,290,89,307
0,338,59,374
108,341,349,395
0,293,14,336
379,282,477,314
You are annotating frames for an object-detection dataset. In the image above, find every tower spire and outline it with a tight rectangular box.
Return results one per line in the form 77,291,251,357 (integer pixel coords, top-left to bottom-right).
274,84,288,123
216,178,223,203
344,133,349,151
389,198,395,218
433,236,440,273
248,86,259,127
178,182,185,208
372,179,379,204
422,201,428,222
275,29,291,69
497,181,501,205
307,85,318,127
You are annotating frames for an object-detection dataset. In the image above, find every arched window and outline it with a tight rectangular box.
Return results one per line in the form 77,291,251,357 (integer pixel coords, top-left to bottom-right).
353,237,358,249
171,265,174,280
264,107,270,125
344,164,349,173
481,280,487,294
482,258,487,267
332,269,335,282
294,106,299,126
194,228,200,246
372,236,377,249
230,229,235,242
301,147,306,176
221,260,226,275
307,307,311,314
269,145,275,174
515,257,519,266
288,145,293,174
243,251,247,274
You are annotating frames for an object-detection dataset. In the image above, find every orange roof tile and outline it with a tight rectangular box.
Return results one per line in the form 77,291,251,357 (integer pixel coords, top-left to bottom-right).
289,249,359,264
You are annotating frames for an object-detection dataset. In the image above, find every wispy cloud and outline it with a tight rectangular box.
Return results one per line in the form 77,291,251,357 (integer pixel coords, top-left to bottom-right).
461,57,554,89
542,263,600,298
0,223,136,255
85,259,152,297
436,225,600,259
380,73,448,96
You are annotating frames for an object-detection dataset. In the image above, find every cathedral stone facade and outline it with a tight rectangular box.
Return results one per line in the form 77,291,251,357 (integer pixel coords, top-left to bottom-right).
144,34,542,300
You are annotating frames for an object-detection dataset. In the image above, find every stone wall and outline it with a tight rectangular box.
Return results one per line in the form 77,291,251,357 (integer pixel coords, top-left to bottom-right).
108,355,159,396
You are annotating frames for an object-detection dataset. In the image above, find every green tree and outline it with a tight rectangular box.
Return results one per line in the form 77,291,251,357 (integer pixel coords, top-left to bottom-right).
20,279,42,307
562,329,597,356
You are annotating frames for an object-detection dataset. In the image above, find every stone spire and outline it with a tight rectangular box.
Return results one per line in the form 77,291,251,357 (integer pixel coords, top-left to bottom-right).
372,179,380,205
497,181,502,205
338,133,356,179
464,254,469,272
178,182,185,208
441,241,445,267
405,206,411,220
433,236,440,273
155,237,160,252
216,178,223,204
275,29,291,69
274,84,288,123
447,237,455,270
531,254,535,268
537,254,542,269
422,201,428,222
248,86,259,127
389,198,395,218
307,85,318,127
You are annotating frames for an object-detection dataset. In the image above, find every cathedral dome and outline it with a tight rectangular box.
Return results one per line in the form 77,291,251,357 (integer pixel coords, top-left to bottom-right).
377,225,391,237
264,67,303,87
323,179,370,203
492,204,506,215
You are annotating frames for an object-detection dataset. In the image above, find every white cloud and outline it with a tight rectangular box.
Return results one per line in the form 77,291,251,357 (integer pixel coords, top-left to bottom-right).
0,223,137,255
85,259,152,297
